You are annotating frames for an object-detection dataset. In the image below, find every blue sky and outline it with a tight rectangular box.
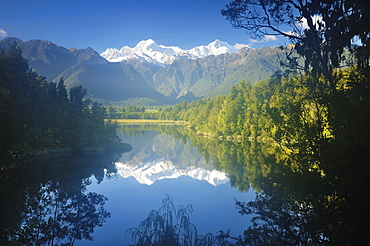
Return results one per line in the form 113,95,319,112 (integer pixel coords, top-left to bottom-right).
1,0,287,53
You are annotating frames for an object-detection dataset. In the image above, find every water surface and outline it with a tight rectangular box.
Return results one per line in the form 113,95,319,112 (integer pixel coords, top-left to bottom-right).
77,126,255,245
0,125,256,245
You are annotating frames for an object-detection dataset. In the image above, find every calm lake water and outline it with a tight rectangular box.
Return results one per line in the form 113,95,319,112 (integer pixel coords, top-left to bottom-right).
0,124,255,245
77,126,255,245
2,123,366,244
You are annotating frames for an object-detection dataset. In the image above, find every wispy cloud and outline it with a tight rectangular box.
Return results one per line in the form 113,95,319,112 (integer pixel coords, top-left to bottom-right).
234,43,250,49
249,35,278,44
297,15,325,30
283,31,300,37
0,29,8,39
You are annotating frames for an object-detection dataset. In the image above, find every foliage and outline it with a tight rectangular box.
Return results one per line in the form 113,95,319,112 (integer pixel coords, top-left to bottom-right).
158,77,274,141
126,194,197,246
106,105,161,119
216,8,370,245
0,44,123,166
160,64,370,244
127,194,237,246
221,0,370,87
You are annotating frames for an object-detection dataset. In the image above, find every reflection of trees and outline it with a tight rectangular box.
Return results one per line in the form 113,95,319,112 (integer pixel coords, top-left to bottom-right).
183,131,367,244
119,123,370,244
13,181,110,245
233,134,370,244
118,124,270,192
0,150,124,245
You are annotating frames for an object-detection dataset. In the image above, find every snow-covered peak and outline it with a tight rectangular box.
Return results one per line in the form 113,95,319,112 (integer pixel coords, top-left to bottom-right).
115,159,229,186
100,39,251,65
135,39,158,51
188,39,239,57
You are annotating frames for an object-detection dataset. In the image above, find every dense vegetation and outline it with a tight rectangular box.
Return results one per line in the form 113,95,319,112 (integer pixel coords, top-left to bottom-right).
0,44,126,167
145,0,370,244
154,67,370,244
107,105,161,119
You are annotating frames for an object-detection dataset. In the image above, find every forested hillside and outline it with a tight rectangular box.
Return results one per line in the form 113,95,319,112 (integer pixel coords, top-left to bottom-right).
0,44,129,167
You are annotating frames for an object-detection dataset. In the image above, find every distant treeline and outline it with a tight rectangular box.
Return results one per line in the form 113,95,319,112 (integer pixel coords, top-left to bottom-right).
158,67,370,140
0,44,124,166
106,105,165,119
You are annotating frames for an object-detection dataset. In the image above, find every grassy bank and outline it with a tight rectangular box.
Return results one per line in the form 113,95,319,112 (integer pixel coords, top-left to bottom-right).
106,119,187,125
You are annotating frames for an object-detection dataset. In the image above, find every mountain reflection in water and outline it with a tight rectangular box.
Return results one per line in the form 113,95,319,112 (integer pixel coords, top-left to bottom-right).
76,125,253,245
116,160,229,186
0,124,255,246
114,125,232,186
1,120,366,245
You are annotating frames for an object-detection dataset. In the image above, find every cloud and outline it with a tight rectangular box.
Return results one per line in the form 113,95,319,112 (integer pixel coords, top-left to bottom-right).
283,31,300,37
249,35,278,44
297,15,325,30
234,43,250,49
0,29,8,39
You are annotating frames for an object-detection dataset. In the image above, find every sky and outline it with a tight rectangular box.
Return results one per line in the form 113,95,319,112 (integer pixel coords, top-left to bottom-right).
1,0,287,53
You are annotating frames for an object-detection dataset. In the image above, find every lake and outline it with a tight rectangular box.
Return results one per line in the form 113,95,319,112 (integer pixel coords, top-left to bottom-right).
77,125,256,245
1,123,367,245
0,124,256,245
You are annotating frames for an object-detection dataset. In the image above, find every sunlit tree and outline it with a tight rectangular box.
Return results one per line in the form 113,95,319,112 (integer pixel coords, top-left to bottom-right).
222,0,370,89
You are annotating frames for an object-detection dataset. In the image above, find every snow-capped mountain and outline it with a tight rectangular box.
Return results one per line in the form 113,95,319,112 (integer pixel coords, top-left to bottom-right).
115,159,229,186
101,39,250,66
188,39,241,57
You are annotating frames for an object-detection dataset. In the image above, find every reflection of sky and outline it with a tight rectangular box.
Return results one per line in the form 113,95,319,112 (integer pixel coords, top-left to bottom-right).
77,175,255,246
76,129,256,245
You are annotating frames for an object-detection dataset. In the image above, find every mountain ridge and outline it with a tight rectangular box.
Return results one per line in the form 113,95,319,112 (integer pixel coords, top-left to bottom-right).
0,37,289,104
101,39,251,66
0,37,170,104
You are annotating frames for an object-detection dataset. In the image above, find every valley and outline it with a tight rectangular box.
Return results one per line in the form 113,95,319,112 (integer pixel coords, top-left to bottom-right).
0,37,289,105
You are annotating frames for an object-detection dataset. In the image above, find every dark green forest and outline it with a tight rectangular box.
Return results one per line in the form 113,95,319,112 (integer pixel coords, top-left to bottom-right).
0,44,128,168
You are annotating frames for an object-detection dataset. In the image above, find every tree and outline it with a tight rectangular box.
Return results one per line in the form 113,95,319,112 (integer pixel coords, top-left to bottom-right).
126,194,237,246
126,194,197,246
221,0,370,89
221,2,370,244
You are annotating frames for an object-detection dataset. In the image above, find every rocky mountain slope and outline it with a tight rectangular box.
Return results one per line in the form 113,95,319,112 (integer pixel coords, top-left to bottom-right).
119,43,288,98
0,37,290,104
0,37,168,103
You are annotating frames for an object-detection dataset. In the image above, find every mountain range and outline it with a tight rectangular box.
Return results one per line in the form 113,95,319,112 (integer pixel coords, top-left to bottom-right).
101,39,247,66
0,37,290,104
